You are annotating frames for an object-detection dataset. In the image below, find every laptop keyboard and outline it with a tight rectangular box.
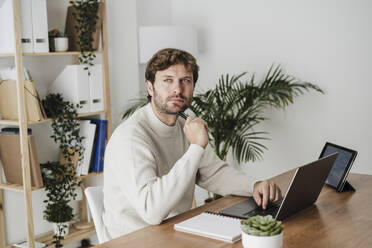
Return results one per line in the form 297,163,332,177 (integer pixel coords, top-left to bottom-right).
243,199,283,218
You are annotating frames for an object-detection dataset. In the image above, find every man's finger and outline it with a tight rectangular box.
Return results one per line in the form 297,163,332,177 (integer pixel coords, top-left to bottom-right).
262,184,269,209
274,187,281,202
269,183,275,202
253,185,262,206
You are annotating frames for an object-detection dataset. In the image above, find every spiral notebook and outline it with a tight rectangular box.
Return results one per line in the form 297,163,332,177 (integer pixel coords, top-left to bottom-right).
174,211,241,243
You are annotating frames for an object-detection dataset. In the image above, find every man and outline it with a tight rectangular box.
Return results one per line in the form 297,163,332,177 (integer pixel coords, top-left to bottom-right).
102,48,281,241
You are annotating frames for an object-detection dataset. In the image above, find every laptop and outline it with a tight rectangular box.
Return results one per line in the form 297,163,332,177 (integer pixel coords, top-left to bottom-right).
219,153,338,221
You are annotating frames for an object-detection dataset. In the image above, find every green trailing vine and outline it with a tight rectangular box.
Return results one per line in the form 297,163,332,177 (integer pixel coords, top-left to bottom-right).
70,0,100,74
41,93,84,247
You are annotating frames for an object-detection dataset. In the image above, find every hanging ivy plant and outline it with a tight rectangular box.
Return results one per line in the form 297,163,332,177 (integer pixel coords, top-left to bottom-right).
70,0,100,74
41,161,79,248
41,93,84,247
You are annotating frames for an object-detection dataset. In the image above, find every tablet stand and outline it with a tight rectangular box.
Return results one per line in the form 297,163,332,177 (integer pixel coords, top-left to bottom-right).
337,181,355,192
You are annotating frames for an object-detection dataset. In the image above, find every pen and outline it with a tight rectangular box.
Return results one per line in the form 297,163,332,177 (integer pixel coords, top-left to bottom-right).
178,112,189,119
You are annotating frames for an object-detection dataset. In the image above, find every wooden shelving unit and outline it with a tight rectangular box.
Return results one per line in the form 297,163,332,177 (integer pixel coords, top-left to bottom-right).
0,1,112,248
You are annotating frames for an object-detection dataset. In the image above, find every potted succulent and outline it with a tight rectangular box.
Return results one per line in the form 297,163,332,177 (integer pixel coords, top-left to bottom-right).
48,29,69,52
241,215,283,248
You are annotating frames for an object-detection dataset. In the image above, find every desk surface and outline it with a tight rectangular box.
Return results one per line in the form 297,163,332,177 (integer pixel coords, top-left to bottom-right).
96,172,372,248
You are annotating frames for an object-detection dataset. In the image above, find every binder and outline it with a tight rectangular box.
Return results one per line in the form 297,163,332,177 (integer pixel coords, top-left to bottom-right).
174,212,242,243
49,65,91,114
0,133,43,188
90,119,107,172
89,64,104,112
0,0,17,53
77,120,96,176
19,0,34,53
31,0,49,53
0,0,49,53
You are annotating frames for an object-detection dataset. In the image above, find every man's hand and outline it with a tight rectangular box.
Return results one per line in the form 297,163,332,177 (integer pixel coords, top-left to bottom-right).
253,180,282,209
183,117,209,148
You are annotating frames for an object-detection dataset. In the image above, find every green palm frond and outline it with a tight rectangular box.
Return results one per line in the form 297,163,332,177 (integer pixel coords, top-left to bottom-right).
122,97,149,120
122,65,324,164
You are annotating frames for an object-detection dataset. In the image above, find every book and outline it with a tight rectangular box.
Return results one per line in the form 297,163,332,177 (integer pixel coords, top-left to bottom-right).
90,119,107,172
174,212,242,243
0,133,43,188
77,120,97,176
1,127,32,135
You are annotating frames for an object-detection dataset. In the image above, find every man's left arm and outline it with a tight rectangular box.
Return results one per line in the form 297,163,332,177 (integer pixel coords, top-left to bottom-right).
196,145,281,208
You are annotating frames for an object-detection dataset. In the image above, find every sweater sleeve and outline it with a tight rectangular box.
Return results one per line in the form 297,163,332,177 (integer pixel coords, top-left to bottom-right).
196,145,259,196
108,127,204,225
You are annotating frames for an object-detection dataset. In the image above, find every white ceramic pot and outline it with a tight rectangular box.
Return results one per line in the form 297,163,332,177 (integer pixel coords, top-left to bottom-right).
242,231,283,248
54,37,69,52
52,222,70,237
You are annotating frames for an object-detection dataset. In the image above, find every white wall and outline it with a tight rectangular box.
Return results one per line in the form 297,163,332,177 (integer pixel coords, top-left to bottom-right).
171,0,372,179
0,0,140,246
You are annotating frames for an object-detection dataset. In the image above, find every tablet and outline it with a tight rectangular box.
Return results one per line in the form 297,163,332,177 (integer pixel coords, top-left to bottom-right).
319,142,357,192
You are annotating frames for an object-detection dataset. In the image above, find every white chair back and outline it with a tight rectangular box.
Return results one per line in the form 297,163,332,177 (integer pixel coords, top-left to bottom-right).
85,186,104,244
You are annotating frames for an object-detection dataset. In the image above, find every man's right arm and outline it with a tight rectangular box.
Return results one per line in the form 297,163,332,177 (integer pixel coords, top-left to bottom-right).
105,126,204,225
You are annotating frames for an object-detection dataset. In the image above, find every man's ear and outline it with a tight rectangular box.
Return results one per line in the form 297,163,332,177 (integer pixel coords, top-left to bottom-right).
146,80,154,97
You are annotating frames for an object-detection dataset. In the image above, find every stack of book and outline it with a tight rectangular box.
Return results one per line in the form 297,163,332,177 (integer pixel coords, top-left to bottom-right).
75,119,108,176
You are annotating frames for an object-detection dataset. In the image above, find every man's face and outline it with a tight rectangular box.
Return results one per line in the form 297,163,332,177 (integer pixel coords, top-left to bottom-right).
147,64,194,115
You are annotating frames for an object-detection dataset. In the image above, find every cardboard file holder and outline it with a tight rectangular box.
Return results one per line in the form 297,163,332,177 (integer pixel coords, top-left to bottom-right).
0,80,45,121
0,133,43,188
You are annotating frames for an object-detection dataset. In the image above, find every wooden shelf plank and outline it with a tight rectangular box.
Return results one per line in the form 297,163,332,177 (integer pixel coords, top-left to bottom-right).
0,172,101,193
78,172,102,180
0,183,42,193
0,111,105,126
0,51,101,57
35,225,96,248
0,120,19,126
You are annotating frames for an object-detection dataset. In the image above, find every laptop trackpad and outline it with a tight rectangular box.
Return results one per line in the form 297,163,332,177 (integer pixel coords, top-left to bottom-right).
219,198,259,218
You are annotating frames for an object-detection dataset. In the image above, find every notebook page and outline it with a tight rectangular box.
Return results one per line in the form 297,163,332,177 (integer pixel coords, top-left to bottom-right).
174,212,242,243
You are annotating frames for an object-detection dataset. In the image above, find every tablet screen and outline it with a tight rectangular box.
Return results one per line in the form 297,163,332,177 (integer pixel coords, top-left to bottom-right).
319,143,357,190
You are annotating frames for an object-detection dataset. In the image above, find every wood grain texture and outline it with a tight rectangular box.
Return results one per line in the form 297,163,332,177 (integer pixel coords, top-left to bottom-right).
100,0,112,138
12,0,35,247
95,173,372,248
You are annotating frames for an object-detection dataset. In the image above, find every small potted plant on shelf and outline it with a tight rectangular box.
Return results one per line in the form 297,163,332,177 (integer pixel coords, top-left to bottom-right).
67,0,101,74
241,215,283,248
48,29,69,52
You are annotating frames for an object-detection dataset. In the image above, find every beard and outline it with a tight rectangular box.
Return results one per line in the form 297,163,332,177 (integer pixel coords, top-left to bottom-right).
152,88,192,115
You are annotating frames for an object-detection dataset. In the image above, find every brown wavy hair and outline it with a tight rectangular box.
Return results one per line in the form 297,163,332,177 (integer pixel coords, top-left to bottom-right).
145,48,199,101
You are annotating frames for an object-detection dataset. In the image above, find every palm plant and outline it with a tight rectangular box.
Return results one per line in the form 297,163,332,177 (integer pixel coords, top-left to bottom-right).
122,65,323,163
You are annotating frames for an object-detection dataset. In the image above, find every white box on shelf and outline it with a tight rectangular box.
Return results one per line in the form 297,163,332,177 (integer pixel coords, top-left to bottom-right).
89,64,104,112
31,0,49,53
49,65,91,114
0,0,49,53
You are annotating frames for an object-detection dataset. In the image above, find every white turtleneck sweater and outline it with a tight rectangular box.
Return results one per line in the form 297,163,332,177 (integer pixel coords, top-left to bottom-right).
102,104,258,241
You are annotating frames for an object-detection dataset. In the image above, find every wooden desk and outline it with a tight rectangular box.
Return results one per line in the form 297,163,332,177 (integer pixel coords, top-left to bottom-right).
96,172,372,248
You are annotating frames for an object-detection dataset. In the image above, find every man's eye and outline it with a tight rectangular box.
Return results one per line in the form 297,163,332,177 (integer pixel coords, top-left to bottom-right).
164,79,172,83
182,79,192,84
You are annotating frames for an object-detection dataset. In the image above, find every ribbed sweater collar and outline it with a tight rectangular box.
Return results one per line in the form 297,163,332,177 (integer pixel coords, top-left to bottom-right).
145,103,179,138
